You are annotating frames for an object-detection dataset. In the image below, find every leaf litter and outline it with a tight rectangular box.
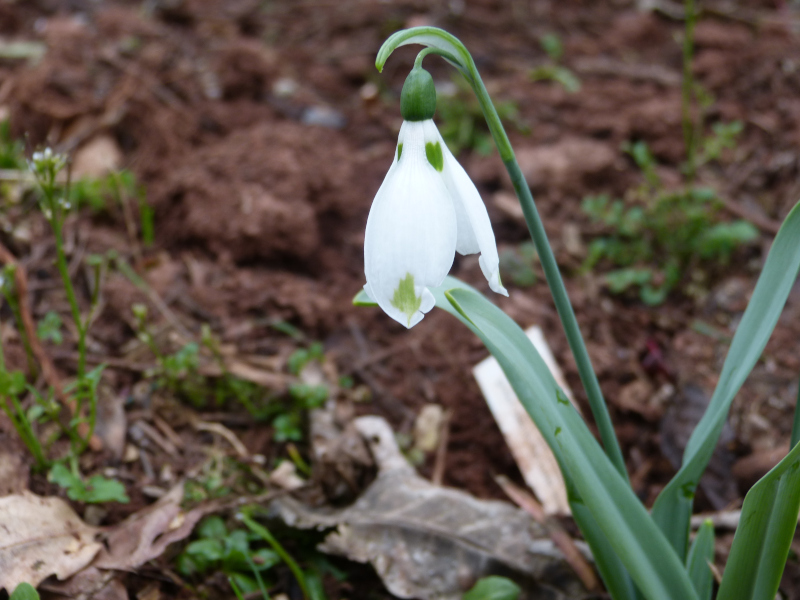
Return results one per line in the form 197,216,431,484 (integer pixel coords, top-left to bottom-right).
270,413,589,600
1,0,800,597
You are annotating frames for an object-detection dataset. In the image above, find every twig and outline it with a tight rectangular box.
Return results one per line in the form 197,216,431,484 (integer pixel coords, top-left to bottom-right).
48,349,151,372
495,475,600,592
132,420,180,457
431,409,451,486
719,197,781,235
192,419,249,458
0,240,66,403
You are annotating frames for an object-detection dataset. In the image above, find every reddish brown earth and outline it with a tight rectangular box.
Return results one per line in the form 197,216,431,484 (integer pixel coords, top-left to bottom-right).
1,0,800,597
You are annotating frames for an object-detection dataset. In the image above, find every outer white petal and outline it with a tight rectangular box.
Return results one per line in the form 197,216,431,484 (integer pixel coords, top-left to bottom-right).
364,121,457,328
425,122,508,296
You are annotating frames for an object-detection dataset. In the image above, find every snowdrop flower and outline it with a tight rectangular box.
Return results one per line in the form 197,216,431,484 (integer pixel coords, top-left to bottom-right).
364,65,507,328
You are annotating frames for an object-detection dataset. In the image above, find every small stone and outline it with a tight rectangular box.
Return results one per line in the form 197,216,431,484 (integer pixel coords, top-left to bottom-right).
71,135,123,179
301,105,346,129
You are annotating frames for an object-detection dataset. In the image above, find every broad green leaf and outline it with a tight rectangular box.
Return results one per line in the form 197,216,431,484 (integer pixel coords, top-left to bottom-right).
10,583,39,600
652,200,800,559
463,575,520,600
443,284,697,600
357,278,641,599
717,441,800,600
686,519,715,600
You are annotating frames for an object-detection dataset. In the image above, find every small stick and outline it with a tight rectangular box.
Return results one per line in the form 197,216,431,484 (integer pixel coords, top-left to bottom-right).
0,240,66,403
431,409,451,486
495,475,600,592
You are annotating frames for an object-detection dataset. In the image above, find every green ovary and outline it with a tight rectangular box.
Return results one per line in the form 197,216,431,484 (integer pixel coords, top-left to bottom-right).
391,273,422,325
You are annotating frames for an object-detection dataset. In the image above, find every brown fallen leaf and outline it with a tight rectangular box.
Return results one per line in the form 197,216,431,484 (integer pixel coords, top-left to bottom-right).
0,492,102,590
94,482,206,570
40,567,127,600
270,416,587,600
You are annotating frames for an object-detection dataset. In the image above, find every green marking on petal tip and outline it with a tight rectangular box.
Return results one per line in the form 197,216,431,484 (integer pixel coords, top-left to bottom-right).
397,143,403,160
390,273,422,325
425,141,443,172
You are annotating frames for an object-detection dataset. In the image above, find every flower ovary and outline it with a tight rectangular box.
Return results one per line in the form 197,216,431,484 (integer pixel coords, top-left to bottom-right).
400,66,436,121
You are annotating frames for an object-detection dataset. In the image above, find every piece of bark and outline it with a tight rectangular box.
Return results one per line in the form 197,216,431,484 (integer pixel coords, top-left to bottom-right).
473,326,578,515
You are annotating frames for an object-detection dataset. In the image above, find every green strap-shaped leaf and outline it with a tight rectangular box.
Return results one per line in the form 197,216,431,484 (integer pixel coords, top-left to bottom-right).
442,286,697,599
652,200,800,559
357,280,640,598
716,441,800,600
686,520,715,600
359,278,698,599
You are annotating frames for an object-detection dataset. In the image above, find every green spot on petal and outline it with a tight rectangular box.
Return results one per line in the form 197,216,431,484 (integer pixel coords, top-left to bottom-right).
425,141,443,172
397,143,403,160
390,273,422,326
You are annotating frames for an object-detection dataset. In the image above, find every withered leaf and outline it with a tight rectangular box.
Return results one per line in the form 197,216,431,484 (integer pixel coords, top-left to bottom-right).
0,492,102,590
271,416,587,600
93,482,209,570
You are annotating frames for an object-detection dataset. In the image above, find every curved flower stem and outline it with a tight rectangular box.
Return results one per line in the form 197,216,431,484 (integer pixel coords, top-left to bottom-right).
381,28,627,480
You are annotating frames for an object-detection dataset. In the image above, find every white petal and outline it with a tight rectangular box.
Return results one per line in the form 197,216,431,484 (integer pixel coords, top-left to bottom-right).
364,121,457,327
430,124,508,296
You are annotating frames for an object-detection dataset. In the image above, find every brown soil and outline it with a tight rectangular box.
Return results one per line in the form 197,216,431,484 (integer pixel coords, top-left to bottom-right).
2,0,800,597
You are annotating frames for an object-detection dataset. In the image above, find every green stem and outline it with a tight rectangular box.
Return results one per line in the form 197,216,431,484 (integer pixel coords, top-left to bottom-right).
3,286,36,376
416,43,627,479
37,165,95,456
791,380,800,449
239,514,310,600
51,212,86,380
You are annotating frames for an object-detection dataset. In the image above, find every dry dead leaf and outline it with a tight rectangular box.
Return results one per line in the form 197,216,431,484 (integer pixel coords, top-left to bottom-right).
271,416,587,600
93,482,210,570
40,567,127,600
0,492,102,591
0,449,29,495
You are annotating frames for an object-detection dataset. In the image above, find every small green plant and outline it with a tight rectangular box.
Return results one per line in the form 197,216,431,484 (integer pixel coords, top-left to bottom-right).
272,383,328,443
529,32,581,93
463,576,521,600
0,119,25,169
36,310,63,345
287,341,324,375
581,140,758,304
0,150,113,469
436,75,527,156
499,242,539,287
69,169,154,246
177,515,281,595
10,582,40,600
48,460,129,503
0,149,130,501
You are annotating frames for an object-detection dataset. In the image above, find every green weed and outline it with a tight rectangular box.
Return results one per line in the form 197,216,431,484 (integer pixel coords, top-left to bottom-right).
36,310,63,345
529,32,581,93
581,140,758,304
0,119,25,169
499,241,539,287
48,461,129,503
436,75,528,156
177,515,281,595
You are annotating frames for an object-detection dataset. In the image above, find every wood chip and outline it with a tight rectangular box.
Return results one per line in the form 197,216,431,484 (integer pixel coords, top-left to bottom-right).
473,326,578,515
